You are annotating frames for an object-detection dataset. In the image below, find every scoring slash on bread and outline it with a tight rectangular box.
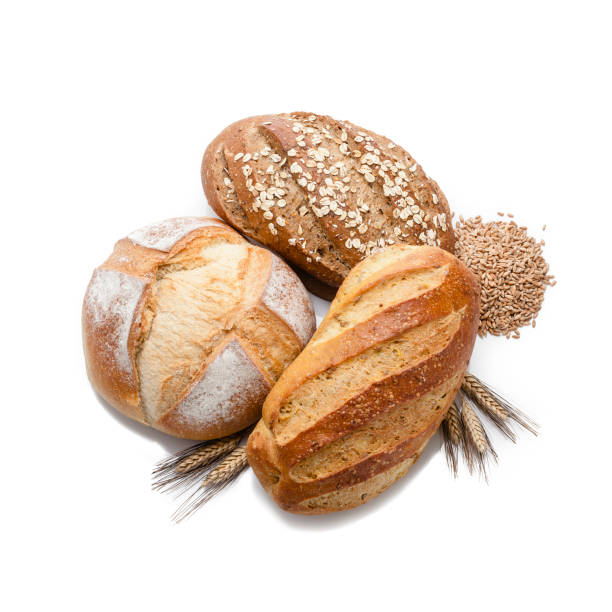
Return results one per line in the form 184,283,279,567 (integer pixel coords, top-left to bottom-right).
246,244,479,514
202,112,454,297
82,217,316,440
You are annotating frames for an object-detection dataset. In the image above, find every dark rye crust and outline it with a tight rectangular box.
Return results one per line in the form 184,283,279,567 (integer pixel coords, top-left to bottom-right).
246,246,479,513
202,113,455,296
203,114,347,287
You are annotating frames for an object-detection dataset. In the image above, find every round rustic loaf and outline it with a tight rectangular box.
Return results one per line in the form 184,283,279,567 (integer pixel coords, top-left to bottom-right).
82,217,316,440
202,112,455,296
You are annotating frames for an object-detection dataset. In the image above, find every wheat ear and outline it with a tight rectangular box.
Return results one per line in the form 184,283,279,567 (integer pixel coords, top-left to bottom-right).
441,403,463,476
176,435,240,473
463,374,509,420
463,373,538,436
172,447,249,523
460,395,497,480
462,399,488,455
201,447,249,487
152,433,242,494
462,373,516,442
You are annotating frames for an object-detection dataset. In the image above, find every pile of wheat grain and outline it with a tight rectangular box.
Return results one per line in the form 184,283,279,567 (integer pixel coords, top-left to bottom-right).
454,215,555,338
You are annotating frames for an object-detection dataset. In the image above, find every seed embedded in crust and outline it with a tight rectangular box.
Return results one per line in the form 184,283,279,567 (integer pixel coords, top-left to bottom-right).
223,113,455,261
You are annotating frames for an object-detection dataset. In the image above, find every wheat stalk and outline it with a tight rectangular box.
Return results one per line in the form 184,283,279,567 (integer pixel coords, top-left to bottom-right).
462,374,515,442
461,398,488,455
463,374,508,420
172,446,249,523
152,432,244,494
460,394,497,480
201,446,249,487
440,373,538,480
463,373,538,437
441,403,463,476
175,435,240,473
445,403,462,445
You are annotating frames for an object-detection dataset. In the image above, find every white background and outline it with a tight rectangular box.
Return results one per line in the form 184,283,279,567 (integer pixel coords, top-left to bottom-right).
1,1,610,610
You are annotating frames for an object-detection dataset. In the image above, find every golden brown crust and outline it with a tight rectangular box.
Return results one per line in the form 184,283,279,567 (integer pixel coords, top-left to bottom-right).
246,245,479,513
262,247,468,421
202,112,455,297
82,240,163,421
82,217,315,440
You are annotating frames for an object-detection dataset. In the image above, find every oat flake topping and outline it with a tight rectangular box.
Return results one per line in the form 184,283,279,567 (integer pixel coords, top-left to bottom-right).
224,113,449,264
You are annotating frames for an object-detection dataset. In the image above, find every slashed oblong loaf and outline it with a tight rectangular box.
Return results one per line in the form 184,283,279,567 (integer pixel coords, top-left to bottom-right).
202,112,455,293
82,217,316,440
246,244,479,513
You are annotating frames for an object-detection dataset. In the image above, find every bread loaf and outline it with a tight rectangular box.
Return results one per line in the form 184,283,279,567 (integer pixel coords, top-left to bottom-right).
82,217,316,440
247,244,479,513
202,112,454,296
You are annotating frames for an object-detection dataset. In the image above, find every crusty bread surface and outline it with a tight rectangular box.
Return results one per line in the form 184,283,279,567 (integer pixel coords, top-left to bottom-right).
202,112,455,297
246,244,479,513
82,217,316,440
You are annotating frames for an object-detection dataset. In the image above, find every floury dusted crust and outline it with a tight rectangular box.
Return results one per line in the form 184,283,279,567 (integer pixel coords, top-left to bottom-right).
127,217,226,252
82,217,316,440
84,268,147,384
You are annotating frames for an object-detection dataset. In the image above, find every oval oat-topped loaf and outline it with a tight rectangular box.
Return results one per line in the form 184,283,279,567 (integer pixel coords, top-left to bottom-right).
202,112,454,295
247,244,479,514
82,217,316,440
